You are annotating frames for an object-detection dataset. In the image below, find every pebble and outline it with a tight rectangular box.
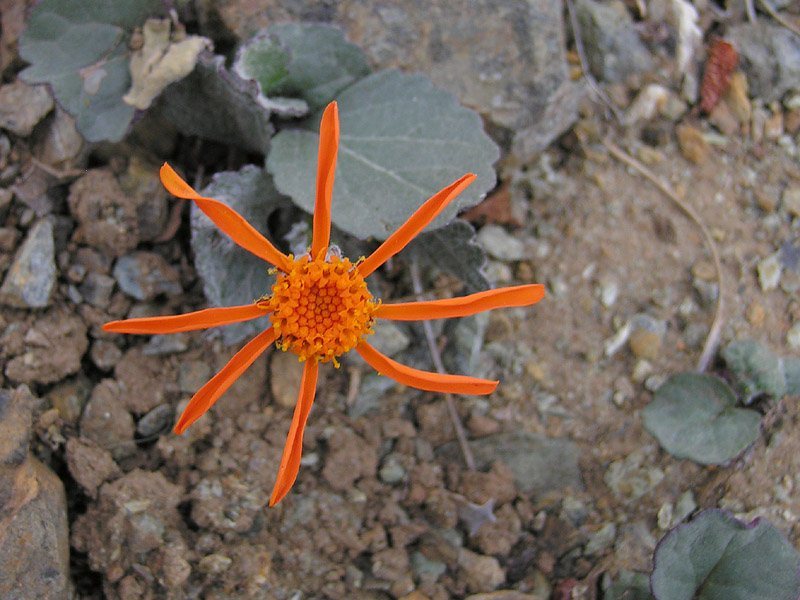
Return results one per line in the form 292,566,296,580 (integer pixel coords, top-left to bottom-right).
178,360,212,394
411,551,447,584
746,301,766,327
727,23,800,102
676,123,710,165
477,224,526,261
458,548,505,593
782,187,800,219
757,253,782,291
599,278,619,307
65,437,121,498
142,333,189,356
90,340,122,371
693,278,719,306
604,449,664,502
269,350,304,408
379,454,407,484
113,251,182,301
78,271,116,308
787,322,800,351
36,108,84,169
0,80,54,135
628,314,666,360
46,376,91,424
137,403,174,437
369,321,411,357
0,219,55,308
79,379,136,459
724,71,751,124
631,359,653,383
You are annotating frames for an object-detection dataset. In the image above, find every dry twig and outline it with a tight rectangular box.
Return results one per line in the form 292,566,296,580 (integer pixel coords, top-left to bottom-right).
758,0,800,36
602,139,724,372
409,260,476,471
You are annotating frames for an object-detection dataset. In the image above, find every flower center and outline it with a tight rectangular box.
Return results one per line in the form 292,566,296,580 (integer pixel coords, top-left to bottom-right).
263,255,377,364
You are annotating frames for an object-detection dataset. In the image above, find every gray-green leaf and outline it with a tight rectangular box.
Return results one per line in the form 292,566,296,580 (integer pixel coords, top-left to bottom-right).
267,69,499,241
233,22,370,112
642,373,760,465
651,510,800,600
19,0,161,142
158,52,274,155
190,165,288,345
409,219,489,292
722,339,786,401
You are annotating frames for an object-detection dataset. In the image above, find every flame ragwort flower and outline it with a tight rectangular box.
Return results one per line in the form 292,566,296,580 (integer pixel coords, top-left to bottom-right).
104,102,545,506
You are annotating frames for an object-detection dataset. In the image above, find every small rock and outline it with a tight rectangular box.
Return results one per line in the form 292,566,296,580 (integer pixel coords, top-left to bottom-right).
458,548,505,593
757,253,782,291
78,272,116,308
724,71,751,124
439,432,581,498
369,321,411,357
657,501,674,530
372,547,410,581
4,309,88,385
80,379,135,459
113,251,181,301
0,219,55,308
46,377,91,424
90,340,122,371
477,225,526,261
0,386,33,468
114,347,173,413
137,403,174,437
599,278,619,307
65,437,121,498
142,333,189,356
0,226,19,251
576,0,652,83
674,490,697,523
0,80,54,136
628,314,665,360
708,100,739,136
782,187,800,219
269,350,304,408
322,427,378,491
787,322,800,351
676,123,710,164
68,170,140,257
178,360,212,394
746,301,766,327
199,554,233,574
35,108,84,169
411,551,447,584
764,110,784,141
693,278,719,306
379,454,407,484
613,521,656,572
118,156,169,242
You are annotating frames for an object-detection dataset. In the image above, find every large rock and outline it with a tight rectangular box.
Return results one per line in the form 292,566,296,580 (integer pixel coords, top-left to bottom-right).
0,80,53,136
727,21,800,103
216,0,579,159
0,218,55,308
0,386,70,600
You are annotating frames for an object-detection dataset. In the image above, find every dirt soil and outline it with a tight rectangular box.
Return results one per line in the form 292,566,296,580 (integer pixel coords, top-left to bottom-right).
1,4,800,600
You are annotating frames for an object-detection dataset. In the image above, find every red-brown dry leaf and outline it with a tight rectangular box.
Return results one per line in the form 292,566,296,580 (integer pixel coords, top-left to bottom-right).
461,182,520,227
700,39,738,114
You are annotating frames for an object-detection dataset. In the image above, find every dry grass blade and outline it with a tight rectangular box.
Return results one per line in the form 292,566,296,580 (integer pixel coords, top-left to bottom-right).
602,139,724,372
758,0,800,37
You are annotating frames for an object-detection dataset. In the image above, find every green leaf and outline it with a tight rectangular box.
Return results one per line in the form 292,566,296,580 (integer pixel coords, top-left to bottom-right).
19,0,162,142
722,339,786,401
642,373,761,465
783,357,800,396
267,69,499,241
651,510,800,600
604,571,654,600
190,165,289,345
158,52,274,154
233,23,370,111
408,219,489,292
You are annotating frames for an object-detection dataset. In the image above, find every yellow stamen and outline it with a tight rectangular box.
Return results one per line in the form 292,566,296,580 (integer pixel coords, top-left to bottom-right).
263,254,377,364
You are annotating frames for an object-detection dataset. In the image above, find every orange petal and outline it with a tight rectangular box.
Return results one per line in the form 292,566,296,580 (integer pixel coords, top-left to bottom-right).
358,173,477,277
311,102,340,258
174,327,277,434
160,163,291,271
103,304,268,334
376,284,545,321
269,360,319,507
356,341,498,395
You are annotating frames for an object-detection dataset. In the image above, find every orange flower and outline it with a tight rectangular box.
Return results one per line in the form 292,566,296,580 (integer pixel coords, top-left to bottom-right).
104,102,545,506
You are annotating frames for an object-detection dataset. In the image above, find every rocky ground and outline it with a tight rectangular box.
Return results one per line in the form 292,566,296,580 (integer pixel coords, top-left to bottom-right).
1,0,800,599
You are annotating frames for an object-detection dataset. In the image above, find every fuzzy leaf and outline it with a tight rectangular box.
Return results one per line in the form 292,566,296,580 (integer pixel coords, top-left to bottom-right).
642,373,760,465
409,219,489,292
19,0,161,142
158,52,274,154
190,165,289,344
267,69,499,241
651,510,800,600
234,22,370,112
722,340,786,401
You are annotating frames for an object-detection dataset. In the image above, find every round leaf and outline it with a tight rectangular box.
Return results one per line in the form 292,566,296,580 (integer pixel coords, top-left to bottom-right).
190,166,287,345
234,23,370,111
722,339,786,401
642,373,760,465
267,69,499,241
651,509,800,600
